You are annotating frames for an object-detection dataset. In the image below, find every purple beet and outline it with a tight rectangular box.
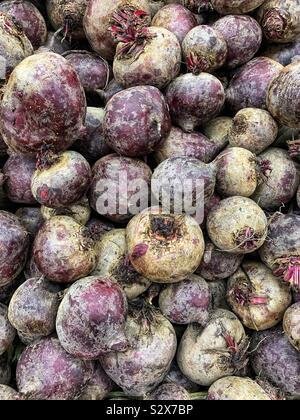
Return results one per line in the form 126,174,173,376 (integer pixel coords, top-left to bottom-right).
38,31,71,55
166,73,225,132
262,41,300,66
213,15,262,69
146,383,190,400
79,362,114,400
0,303,15,356
15,207,44,237
226,57,283,112
56,276,128,359
16,336,92,400
86,217,114,241
97,78,124,104
3,154,36,204
103,86,171,157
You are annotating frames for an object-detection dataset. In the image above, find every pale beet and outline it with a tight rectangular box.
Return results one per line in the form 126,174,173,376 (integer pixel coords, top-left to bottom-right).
0,0,47,47
79,362,114,400
207,377,271,400
0,211,29,287
104,86,171,157
16,336,92,400
165,362,200,393
227,261,292,331
158,274,211,325
0,53,86,155
56,276,128,359
166,73,225,132
0,303,15,356
41,196,91,226
226,57,283,112
251,148,300,210
146,383,190,400
202,116,232,152
283,302,300,351
213,15,262,69
126,207,205,283
33,216,98,283
89,154,152,223
31,150,92,209
15,207,43,237
228,108,278,154
211,0,265,14
152,4,197,43
197,239,243,281
8,277,61,342
100,301,177,397
182,25,227,73
3,154,36,204
154,127,220,164
0,385,23,400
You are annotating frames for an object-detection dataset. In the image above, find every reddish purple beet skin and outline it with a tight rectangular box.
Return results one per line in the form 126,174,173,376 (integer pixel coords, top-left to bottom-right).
166,73,225,132
89,154,152,223
0,52,87,155
226,57,283,112
103,86,171,157
0,211,29,287
56,276,128,359
3,154,36,204
213,15,262,69
16,336,92,400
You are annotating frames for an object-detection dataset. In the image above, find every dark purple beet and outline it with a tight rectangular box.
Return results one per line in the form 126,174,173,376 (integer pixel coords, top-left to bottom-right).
152,4,197,43
97,78,124,105
89,154,152,223
0,0,47,47
16,336,92,400
166,73,225,132
262,41,300,66
146,383,190,400
56,276,128,359
103,86,171,157
63,51,111,93
37,31,71,55
250,327,300,398
79,362,114,400
226,57,283,112
3,154,36,204
213,15,262,69
74,108,112,162
0,303,15,355
0,353,11,385
0,211,29,287
15,207,43,237
86,217,114,240
0,52,86,155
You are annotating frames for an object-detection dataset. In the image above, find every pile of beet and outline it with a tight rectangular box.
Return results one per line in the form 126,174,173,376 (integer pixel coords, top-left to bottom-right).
0,0,299,401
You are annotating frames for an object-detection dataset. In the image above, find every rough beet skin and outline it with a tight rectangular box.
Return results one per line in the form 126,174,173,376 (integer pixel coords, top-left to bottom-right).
15,207,43,238
0,303,15,356
211,0,265,14
207,376,271,400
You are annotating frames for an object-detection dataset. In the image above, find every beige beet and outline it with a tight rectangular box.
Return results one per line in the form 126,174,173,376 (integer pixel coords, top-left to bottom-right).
283,302,300,351
202,116,232,152
41,197,91,226
208,377,271,400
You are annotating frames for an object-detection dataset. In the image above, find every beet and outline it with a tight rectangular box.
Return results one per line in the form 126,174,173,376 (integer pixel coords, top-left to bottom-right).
0,52,86,155
0,0,47,47
202,116,232,152
177,309,248,386
83,0,151,61
3,154,36,204
0,385,23,400
74,108,112,162
8,277,61,342
0,135,7,156
46,0,88,39
165,361,200,393
93,229,151,300
211,0,265,14
100,301,177,397
158,274,211,325
39,31,71,55
0,303,15,355
64,51,111,94
207,377,271,400
228,108,278,154
154,126,220,164
104,86,171,157
56,276,128,359
146,383,190,400
226,57,283,113
257,0,300,44
259,213,300,290
215,147,258,198
227,261,292,331
252,148,300,210
87,217,114,243
15,207,43,237
197,239,243,280
250,327,300,398
33,216,98,283
209,280,228,309
98,78,124,104
79,362,114,400
113,26,181,89
0,355,11,384
263,41,300,66
31,150,91,209
152,4,197,43
126,207,205,283
89,154,152,223
0,211,29,287
166,73,225,132
182,25,227,73
0,12,33,78
283,302,300,351
16,336,92,400
212,15,262,69
41,196,91,226
267,62,300,128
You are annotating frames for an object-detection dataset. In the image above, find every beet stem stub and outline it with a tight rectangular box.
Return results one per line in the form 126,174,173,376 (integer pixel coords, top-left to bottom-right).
230,286,269,307
149,215,178,241
287,139,300,159
274,257,300,290
262,8,289,40
234,227,261,251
